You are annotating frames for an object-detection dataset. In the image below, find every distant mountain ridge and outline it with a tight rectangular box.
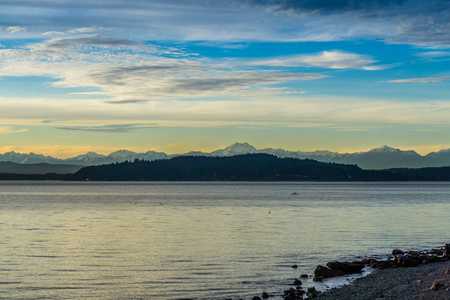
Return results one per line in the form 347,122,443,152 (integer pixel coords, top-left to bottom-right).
2,142,450,170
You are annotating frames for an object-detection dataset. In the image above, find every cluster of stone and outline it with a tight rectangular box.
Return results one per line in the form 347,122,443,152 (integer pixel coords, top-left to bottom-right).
313,261,366,281
280,273,320,300
251,244,449,300
313,244,450,283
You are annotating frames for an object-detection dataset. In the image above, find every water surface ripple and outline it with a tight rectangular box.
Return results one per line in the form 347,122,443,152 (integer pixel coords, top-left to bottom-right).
1,181,449,299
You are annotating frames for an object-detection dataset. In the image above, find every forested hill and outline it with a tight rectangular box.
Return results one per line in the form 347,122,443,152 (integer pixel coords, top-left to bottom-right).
69,154,403,181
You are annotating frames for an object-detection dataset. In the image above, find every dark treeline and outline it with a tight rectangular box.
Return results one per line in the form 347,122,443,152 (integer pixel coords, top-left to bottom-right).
387,167,450,181
67,153,450,181
0,173,73,180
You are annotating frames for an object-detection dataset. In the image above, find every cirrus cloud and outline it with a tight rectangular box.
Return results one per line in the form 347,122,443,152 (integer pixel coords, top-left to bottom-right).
251,50,389,70
0,0,447,47
57,123,157,133
383,77,450,83
0,126,28,134
0,34,327,103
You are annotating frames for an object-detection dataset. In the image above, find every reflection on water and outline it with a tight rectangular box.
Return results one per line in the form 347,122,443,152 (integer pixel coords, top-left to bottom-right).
1,182,449,299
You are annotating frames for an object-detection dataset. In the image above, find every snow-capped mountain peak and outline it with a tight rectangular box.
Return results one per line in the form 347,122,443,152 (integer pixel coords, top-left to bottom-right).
369,145,397,153
72,152,106,159
222,142,257,153
107,150,138,159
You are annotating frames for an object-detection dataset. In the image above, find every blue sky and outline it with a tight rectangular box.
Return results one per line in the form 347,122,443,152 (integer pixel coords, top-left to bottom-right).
1,0,450,157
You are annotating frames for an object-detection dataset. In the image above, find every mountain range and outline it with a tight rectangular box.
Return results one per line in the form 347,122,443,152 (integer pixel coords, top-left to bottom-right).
2,142,450,171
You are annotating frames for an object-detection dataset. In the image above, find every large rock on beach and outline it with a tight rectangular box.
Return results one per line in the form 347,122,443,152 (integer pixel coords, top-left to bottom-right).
326,261,365,274
369,259,396,269
307,287,318,298
313,265,345,281
401,257,421,267
429,248,444,255
362,258,378,265
392,249,404,255
444,243,450,257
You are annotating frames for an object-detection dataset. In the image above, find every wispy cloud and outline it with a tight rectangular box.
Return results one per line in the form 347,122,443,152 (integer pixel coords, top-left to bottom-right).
244,0,406,15
104,99,150,104
0,34,327,102
383,77,450,83
0,126,28,134
3,95,450,129
4,26,27,34
68,27,106,34
245,0,450,47
41,31,66,36
38,34,138,49
416,51,450,58
0,0,448,47
251,51,388,70
57,123,157,133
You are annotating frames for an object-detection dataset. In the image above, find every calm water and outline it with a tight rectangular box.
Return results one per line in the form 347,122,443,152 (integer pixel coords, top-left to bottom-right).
1,181,449,299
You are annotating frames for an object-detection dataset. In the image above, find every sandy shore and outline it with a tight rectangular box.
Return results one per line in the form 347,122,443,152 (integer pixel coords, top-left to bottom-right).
315,260,450,300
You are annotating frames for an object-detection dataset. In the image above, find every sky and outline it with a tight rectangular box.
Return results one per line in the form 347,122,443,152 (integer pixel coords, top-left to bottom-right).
1,0,450,157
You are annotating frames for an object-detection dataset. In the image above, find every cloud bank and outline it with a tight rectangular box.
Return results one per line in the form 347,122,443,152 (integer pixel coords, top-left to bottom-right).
0,0,448,46
0,34,327,103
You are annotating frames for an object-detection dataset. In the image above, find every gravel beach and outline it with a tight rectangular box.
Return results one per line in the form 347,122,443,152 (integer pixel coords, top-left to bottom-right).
315,260,450,300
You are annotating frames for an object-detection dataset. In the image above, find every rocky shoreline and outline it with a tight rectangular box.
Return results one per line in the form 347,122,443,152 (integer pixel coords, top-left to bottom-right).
251,244,450,300
314,259,450,300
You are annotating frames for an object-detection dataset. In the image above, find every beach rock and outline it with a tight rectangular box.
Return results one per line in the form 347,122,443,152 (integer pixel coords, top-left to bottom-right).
300,274,309,278
326,261,365,274
427,257,449,263
284,288,295,294
283,287,303,300
293,279,302,286
401,257,421,267
394,254,405,264
370,260,395,269
407,251,420,257
429,248,444,255
261,292,269,298
430,282,444,291
252,296,262,300
292,264,298,269
307,287,318,298
314,265,345,281
392,249,404,255
362,258,378,265
444,244,450,257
